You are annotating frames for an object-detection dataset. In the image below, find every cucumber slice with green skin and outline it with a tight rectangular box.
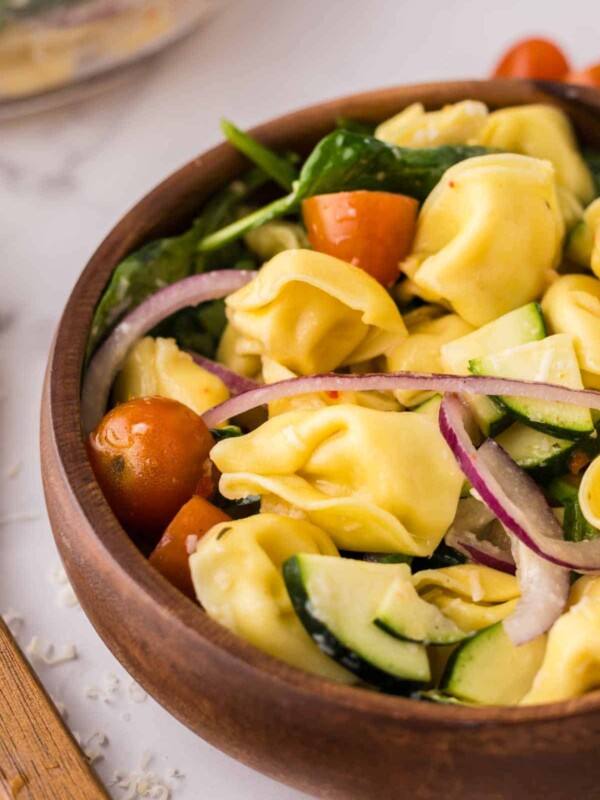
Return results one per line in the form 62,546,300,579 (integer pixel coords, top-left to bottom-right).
440,302,546,437
374,578,472,645
547,476,581,505
495,423,577,479
470,334,594,440
339,551,413,565
440,622,546,705
563,499,600,542
283,555,430,691
416,690,470,705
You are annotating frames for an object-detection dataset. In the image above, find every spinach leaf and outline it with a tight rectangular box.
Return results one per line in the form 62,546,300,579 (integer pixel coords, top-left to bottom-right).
86,168,266,361
335,116,377,136
198,131,492,253
584,148,600,197
151,298,228,360
221,119,299,192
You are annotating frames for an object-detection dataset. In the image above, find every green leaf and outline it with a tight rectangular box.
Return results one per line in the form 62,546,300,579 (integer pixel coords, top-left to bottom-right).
335,116,377,136
221,119,298,192
295,131,491,202
198,130,493,254
86,168,267,362
151,298,228,360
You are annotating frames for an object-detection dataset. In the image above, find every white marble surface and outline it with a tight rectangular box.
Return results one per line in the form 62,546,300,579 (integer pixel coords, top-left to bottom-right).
1,0,597,797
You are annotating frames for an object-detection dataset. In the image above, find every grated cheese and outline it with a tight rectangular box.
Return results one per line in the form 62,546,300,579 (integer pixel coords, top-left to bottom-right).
127,681,147,704
2,608,24,637
110,751,176,800
25,636,77,665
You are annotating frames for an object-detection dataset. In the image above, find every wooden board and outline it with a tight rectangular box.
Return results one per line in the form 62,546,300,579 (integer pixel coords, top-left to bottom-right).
0,617,109,800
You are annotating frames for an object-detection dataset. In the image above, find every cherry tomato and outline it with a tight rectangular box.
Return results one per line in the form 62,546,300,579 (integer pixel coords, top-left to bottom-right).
567,63,600,88
492,38,570,81
149,496,230,599
302,190,418,286
87,396,215,541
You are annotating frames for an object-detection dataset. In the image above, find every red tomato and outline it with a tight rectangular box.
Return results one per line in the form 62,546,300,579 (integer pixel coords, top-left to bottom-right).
302,190,418,286
87,396,215,541
567,63,600,88
492,38,570,80
149,496,231,599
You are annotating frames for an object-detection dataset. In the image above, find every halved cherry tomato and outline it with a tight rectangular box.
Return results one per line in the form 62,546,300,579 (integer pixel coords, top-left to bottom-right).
302,190,418,286
149,496,230,599
492,38,570,81
87,396,215,541
567,63,600,88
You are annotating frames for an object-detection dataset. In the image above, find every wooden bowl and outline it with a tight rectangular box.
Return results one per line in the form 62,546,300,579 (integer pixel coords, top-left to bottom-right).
41,80,600,800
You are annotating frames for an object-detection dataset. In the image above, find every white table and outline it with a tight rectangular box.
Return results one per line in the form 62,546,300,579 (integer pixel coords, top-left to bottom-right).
2,0,596,796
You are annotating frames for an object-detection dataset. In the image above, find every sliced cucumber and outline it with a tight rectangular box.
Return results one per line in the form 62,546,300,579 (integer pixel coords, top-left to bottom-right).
495,423,576,479
547,476,580,505
563,498,600,542
374,577,472,645
440,622,546,705
283,555,430,691
440,302,546,436
412,393,442,424
470,334,594,439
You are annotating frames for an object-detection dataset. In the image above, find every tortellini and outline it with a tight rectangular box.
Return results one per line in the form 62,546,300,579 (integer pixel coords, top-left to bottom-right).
189,513,353,682
112,336,229,416
211,404,463,556
541,274,600,388
224,249,407,375
402,153,565,326
376,101,488,147
385,312,474,407
478,104,595,204
566,198,600,274
244,220,308,261
215,323,262,380
521,577,600,704
412,565,520,632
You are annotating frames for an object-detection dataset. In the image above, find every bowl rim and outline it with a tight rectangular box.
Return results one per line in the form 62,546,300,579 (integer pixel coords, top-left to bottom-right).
46,77,600,729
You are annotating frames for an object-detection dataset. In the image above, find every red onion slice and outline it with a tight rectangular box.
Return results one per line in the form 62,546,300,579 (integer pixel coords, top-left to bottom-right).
446,530,516,575
201,371,600,429
187,352,259,396
81,270,254,435
439,394,570,643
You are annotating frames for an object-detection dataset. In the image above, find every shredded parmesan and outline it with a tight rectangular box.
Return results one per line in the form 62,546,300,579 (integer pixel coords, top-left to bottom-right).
2,609,24,637
110,752,175,800
128,681,147,704
185,534,199,555
25,636,77,665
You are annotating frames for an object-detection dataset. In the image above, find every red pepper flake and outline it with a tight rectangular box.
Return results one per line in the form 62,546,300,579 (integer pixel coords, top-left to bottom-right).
325,390,340,399
449,181,456,188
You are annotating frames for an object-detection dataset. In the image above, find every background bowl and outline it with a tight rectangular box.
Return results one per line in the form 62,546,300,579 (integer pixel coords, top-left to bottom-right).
41,80,600,800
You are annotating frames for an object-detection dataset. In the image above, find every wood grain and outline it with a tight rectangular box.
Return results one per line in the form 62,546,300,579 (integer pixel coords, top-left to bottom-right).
41,80,600,800
0,618,109,800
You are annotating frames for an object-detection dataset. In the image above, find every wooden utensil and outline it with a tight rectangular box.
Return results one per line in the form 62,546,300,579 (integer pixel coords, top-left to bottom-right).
41,80,600,800
0,617,109,800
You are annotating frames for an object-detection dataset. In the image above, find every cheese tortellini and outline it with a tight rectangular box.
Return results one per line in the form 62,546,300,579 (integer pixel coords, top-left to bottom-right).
412,565,520,632
113,336,229,416
478,104,595,204
402,153,565,326
541,274,600,388
211,404,463,556
521,577,600,704
385,312,474,407
375,100,488,147
190,513,353,682
224,249,407,375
